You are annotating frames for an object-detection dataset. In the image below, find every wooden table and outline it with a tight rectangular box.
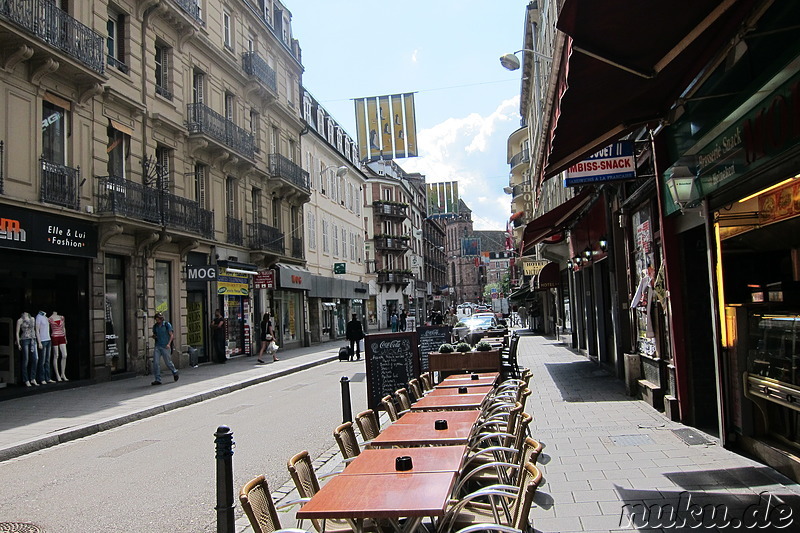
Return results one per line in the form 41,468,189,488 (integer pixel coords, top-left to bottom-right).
427,384,493,397
429,350,501,373
438,372,499,387
395,410,481,426
370,416,477,447
340,445,467,475
297,470,458,532
410,393,486,411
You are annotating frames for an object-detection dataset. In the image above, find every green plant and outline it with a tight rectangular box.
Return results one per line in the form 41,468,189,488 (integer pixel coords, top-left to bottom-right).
455,342,472,353
475,341,493,351
455,321,465,328
438,343,454,353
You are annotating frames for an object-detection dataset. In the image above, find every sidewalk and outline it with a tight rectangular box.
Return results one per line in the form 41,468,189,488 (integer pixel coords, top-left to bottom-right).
0,340,342,462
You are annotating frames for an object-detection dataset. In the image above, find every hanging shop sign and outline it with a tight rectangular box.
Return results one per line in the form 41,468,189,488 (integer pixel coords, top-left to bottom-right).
0,204,97,258
521,259,549,276
564,141,635,186
217,268,250,295
254,269,275,289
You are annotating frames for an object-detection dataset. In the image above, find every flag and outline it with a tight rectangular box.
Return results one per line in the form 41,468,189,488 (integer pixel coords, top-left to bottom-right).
353,93,418,161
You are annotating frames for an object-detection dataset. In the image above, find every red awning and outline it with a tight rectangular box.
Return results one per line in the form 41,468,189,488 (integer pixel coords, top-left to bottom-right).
521,190,592,254
543,0,759,178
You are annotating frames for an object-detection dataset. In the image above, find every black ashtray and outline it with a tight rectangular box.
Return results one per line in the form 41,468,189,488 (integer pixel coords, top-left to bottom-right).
471,373,480,380
458,386,469,394
434,419,448,430
395,455,413,471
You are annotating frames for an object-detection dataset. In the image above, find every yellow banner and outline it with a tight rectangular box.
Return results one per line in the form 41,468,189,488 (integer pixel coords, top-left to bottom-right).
522,259,549,276
404,93,417,157
391,95,406,155
354,93,418,161
217,268,249,296
354,99,368,160
379,96,392,159
366,98,380,153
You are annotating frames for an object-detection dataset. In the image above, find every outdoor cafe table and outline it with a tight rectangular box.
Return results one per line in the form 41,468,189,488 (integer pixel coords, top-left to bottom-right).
427,384,493,397
438,372,500,387
409,393,486,411
296,470,458,533
370,412,480,447
339,444,468,475
394,410,482,426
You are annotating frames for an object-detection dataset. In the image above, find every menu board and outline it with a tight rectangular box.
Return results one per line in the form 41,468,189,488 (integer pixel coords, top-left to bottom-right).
365,332,419,410
416,326,452,372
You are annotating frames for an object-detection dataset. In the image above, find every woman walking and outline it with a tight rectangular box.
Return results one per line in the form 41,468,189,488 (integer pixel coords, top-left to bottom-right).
256,312,278,363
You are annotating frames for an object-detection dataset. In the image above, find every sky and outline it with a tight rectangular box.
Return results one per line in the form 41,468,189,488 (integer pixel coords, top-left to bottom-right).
287,1,529,231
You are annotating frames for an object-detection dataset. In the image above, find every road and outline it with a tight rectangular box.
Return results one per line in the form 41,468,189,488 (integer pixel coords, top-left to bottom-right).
0,362,368,532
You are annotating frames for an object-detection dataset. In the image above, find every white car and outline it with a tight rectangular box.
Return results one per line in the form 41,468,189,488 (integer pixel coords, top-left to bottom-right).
453,314,498,345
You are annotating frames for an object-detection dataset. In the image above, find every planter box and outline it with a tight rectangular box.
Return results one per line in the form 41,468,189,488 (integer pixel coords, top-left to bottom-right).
428,350,501,373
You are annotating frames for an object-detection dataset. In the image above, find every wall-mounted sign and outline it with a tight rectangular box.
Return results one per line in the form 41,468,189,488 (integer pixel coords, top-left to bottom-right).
564,141,635,186
254,269,275,289
0,204,97,258
217,268,249,295
333,262,346,274
521,259,549,276
187,265,217,281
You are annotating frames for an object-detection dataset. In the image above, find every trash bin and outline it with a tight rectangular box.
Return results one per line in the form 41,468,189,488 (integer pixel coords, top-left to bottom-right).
188,346,199,368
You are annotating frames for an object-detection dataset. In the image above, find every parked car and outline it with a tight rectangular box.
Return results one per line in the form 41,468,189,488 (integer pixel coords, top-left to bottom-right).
453,314,498,345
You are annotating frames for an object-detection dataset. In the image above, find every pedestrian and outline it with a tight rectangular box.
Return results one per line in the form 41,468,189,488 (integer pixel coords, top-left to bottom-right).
518,305,528,329
345,313,365,361
444,309,458,327
257,312,278,364
390,312,399,332
151,312,178,385
399,310,407,331
431,311,443,325
211,309,226,364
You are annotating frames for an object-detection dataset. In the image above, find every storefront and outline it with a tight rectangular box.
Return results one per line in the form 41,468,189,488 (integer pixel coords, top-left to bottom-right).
216,261,256,357
274,263,311,348
0,205,96,386
186,253,215,364
308,275,368,343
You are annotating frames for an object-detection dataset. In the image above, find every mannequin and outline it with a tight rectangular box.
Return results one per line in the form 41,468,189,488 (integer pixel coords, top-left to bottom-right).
49,311,68,381
36,311,54,384
15,311,39,386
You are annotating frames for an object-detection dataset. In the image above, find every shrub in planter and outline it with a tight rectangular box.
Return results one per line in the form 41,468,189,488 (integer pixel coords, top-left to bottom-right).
475,341,493,351
438,343,454,353
455,342,472,353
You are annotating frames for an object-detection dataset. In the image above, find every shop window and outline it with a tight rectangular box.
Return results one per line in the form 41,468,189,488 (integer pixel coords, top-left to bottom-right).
155,261,172,321
105,254,127,373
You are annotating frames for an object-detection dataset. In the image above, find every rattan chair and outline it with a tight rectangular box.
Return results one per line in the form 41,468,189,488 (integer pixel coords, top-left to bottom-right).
355,409,382,442
239,475,309,533
333,421,361,463
394,387,413,412
420,371,434,391
381,394,400,422
408,378,425,402
287,451,358,533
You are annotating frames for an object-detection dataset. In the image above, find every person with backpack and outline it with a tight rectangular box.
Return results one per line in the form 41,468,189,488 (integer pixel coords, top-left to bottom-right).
151,312,178,385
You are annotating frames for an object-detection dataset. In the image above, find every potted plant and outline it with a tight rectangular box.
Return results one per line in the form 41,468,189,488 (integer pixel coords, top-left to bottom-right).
438,343,454,353
475,341,493,351
456,342,472,353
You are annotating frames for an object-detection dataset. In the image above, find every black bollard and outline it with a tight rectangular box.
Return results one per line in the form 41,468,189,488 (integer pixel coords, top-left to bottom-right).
340,376,353,423
214,425,235,533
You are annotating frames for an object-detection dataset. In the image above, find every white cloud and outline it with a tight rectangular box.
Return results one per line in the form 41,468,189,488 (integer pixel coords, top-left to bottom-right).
402,96,520,231
411,49,419,63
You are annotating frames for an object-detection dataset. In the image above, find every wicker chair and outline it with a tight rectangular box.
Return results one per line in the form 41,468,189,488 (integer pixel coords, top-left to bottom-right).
287,451,357,533
333,421,361,463
355,409,382,442
419,371,434,391
394,387,413,413
407,378,425,402
239,475,309,533
381,395,400,422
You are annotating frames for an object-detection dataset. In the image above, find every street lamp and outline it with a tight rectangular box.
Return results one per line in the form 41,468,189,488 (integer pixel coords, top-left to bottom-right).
323,165,348,179
500,49,553,71
664,166,698,213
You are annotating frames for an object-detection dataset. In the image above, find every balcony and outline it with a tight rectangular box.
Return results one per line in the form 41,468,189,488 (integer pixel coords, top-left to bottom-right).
248,222,284,254
509,148,530,169
291,236,304,259
40,159,80,210
377,270,412,285
268,153,310,193
242,51,277,94
374,236,409,252
95,176,213,238
226,216,243,246
172,0,204,25
0,0,105,77
372,201,408,219
186,103,255,159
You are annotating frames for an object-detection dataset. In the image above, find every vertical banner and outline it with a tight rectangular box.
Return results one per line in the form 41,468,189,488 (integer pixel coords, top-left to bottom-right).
391,95,406,156
426,181,460,218
353,93,418,161
378,96,393,160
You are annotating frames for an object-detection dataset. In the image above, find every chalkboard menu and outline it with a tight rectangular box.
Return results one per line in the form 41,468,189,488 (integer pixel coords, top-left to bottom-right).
365,332,419,410
416,326,452,372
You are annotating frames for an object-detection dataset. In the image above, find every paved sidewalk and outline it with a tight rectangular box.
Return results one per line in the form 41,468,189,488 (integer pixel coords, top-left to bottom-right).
0,341,342,462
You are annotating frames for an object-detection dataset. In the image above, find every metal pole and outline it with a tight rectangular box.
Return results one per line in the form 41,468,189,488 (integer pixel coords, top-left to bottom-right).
340,376,353,423
214,425,235,533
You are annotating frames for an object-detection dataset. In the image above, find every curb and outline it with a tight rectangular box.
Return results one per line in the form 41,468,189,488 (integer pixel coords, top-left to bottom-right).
0,355,339,463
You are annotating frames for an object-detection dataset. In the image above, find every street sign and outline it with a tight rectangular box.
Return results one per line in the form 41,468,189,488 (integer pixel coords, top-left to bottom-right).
334,262,346,274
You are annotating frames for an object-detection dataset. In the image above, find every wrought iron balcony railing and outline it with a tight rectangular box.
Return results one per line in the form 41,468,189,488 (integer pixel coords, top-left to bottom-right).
95,176,213,238
40,159,80,210
248,222,284,254
173,0,203,25
156,85,173,100
291,236,303,259
374,237,408,251
241,52,277,93
372,201,408,218
377,270,412,284
509,148,530,169
267,153,309,191
186,103,255,159
227,216,243,245
106,55,129,74
0,0,105,74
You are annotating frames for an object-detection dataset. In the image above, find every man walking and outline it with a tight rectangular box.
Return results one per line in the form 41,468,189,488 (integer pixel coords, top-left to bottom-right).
211,309,226,364
151,312,178,385
345,313,365,361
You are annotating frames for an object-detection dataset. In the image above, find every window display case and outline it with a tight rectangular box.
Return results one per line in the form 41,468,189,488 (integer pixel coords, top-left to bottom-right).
746,313,800,412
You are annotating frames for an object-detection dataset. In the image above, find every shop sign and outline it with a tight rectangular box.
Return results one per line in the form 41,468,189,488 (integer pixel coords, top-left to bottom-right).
758,180,800,226
636,220,652,253
217,268,249,295
333,262,346,274
187,265,217,281
0,204,97,258
563,141,635,186
521,259,549,276
254,269,275,289
275,264,312,290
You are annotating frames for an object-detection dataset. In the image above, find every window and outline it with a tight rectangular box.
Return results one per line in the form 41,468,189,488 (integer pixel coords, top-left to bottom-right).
271,125,279,154
226,177,237,217
194,163,207,207
355,187,361,216
155,145,171,189
155,43,172,99
303,93,312,123
42,100,67,165
106,11,128,73
333,223,339,256
251,188,262,225
224,92,235,122
223,11,232,49
155,261,172,322
349,231,355,260
250,108,260,148
192,70,205,104
272,196,281,229
357,234,363,262
307,211,316,250
107,124,129,180
347,182,353,210
342,228,348,258
326,169,333,198
259,0,270,21
322,218,329,253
